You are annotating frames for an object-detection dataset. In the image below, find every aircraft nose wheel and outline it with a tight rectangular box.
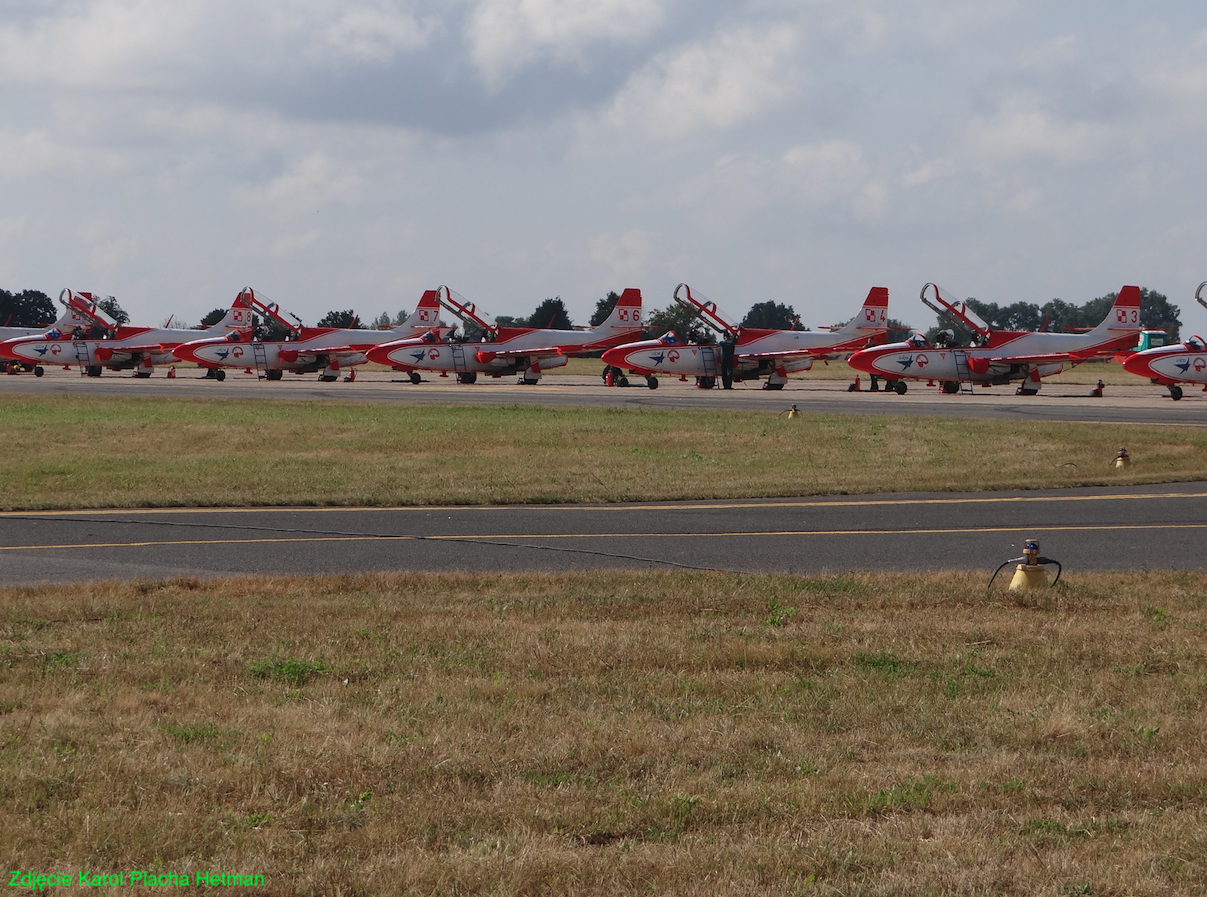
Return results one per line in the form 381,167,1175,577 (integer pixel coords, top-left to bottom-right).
408,371,421,384
646,376,658,389
1170,385,1183,401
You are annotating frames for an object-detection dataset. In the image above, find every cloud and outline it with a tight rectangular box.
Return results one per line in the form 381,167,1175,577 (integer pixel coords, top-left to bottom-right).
600,23,801,142
0,1,439,91
467,0,668,89
962,95,1108,166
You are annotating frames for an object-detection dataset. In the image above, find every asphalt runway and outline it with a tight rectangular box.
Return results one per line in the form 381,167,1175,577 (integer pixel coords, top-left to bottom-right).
3,483,1205,586
1,364,1204,426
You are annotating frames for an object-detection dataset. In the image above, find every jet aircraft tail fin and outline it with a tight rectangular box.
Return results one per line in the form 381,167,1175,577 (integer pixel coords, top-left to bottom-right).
200,289,263,335
1086,285,1141,339
595,288,643,332
393,289,451,335
832,286,889,338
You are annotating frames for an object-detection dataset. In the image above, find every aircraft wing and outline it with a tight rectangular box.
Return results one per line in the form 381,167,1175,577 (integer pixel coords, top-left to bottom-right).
974,348,1115,366
736,338,868,363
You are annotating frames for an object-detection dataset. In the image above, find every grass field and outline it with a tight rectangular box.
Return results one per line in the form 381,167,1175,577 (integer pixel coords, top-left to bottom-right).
1,395,1205,511
3,570,1205,895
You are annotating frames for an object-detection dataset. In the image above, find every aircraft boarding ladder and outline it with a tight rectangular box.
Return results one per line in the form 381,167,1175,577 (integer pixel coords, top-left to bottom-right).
450,344,468,373
698,345,719,379
952,349,975,394
252,343,269,380
73,341,91,376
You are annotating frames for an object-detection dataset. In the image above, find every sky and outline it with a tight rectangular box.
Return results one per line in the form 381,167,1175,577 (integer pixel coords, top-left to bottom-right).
2,1,1206,331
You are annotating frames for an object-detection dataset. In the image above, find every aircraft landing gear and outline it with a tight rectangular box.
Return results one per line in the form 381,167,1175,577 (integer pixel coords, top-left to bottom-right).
893,380,907,395
408,371,421,384
696,376,716,390
214,369,225,382
33,366,44,377
1170,385,1184,401
940,380,959,394
86,365,102,378
134,370,152,379
457,371,477,384
266,369,283,381
646,376,658,389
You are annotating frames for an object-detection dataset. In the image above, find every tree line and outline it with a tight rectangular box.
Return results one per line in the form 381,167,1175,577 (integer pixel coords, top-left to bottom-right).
8,286,1185,343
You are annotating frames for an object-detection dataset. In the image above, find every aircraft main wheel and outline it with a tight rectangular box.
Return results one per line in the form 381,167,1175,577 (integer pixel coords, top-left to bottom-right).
457,372,477,384
33,366,44,377
86,365,102,378
319,374,337,382
941,380,959,394
134,371,152,379
408,371,421,384
616,376,629,387
1170,385,1184,401
646,376,658,389
763,381,785,391
697,376,716,390
266,369,283,381
213,369,225,381
894,380,908,395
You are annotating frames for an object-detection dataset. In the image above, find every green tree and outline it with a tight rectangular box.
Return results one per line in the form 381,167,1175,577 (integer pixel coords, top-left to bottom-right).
885,318,915,343
98,296,129,325
0,289,55,327
198,308,226,328
317,310,360,328
964,299,1043,331
589,291,621,327
526,297,573,330
646,303,716,344
372,312,393,330
740,300,799,330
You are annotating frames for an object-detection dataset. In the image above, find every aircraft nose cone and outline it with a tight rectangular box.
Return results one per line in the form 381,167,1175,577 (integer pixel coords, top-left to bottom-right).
600,346,626,366
846,348,876,374
1121,351,1154,378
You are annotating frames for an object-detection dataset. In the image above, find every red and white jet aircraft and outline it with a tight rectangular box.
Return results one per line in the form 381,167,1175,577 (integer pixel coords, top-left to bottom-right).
601,284,889,389
0,289,257,377
1121,281,1207,400
0,291,119,374
366,287,644,384
173,289,451,381
847,283,1142,394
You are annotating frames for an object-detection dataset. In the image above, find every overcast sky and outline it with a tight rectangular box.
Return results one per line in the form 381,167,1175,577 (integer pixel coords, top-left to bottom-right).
2,1,1206,330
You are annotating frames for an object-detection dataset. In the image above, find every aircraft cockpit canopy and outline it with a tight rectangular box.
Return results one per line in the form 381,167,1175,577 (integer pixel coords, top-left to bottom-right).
1186,335,1205,352
907,333,930,349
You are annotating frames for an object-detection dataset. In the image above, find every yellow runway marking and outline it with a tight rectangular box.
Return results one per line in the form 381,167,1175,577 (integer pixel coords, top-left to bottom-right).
3,490,1206,518
5,522,1207,552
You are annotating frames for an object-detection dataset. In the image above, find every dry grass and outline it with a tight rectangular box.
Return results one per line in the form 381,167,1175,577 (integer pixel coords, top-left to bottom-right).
2,395,1206,510
3,570,1207,895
